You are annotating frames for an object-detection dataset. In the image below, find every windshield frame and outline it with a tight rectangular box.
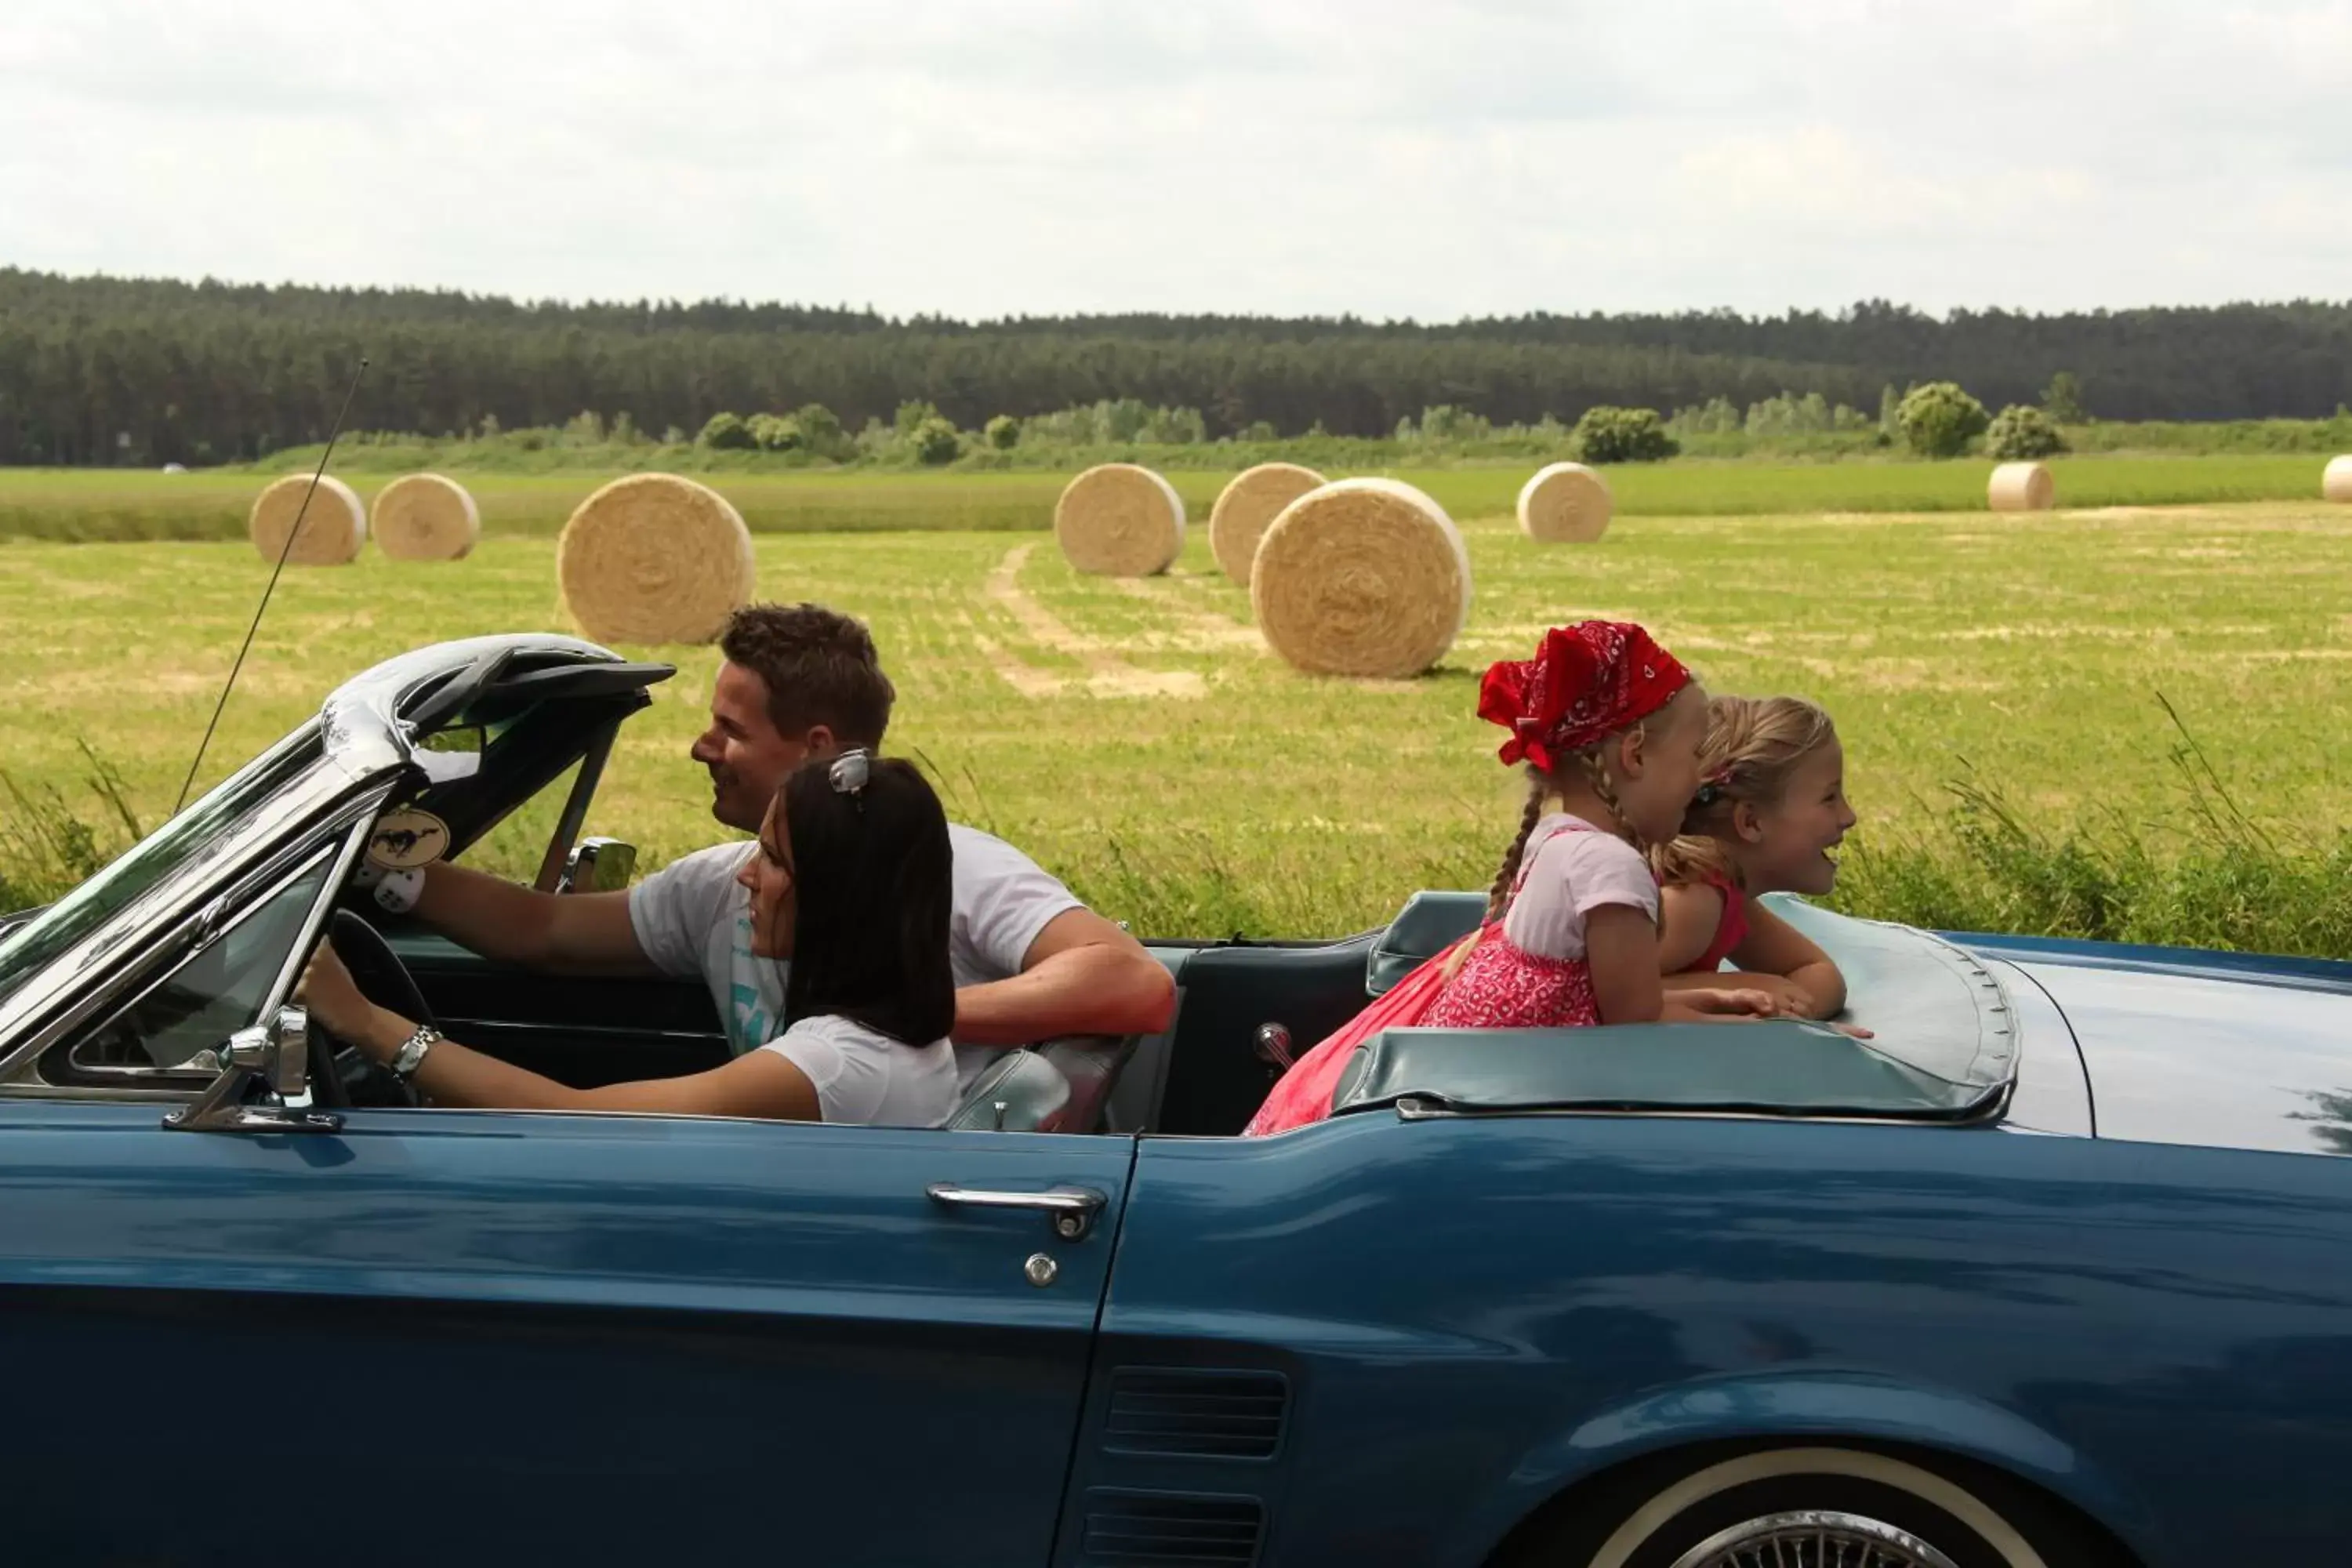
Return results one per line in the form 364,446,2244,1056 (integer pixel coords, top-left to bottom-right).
0,726,320,1002
0,722,394,1053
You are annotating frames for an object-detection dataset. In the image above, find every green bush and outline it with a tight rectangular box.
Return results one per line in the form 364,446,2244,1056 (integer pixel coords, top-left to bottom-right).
793,404,848,460
909,416,962,466
2042,372,2087,424
895,400,943,438
1986,404,2068,460
698,412,755,451
1896,382,1990,458
747,412,803,452
1570,405,1679,463
1408,404,1493,444
985,415,1021,451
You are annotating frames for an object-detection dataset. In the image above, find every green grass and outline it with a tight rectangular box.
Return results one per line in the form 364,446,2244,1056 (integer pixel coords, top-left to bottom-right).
5,494,2352,951
1,454,2339,544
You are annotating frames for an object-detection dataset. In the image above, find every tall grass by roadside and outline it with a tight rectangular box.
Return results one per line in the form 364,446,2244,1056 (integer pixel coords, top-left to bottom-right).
13,730,2343,963
0,746,144,918
1828,702,2352,958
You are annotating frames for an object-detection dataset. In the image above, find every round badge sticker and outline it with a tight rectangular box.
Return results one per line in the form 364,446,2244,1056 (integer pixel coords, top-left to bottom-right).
366,809,450,870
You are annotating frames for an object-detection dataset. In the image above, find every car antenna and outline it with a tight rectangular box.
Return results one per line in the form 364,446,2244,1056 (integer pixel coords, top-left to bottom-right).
172,357,371,815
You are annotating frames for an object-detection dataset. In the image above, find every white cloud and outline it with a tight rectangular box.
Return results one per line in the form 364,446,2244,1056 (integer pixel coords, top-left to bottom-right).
0,0,2345,316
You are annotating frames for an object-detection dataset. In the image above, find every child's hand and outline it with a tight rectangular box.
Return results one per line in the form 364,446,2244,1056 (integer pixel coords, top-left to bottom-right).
1667,987,1782,1023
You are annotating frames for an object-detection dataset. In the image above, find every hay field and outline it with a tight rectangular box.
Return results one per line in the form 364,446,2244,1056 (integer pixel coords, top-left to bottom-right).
5,496,2349,940
0,454,2332,543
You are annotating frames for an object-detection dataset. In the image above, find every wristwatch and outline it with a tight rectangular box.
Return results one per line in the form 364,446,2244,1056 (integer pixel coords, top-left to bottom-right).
388,1023,441,1082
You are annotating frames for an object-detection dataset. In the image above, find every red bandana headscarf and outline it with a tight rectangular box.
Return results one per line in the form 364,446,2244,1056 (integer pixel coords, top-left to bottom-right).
1476,621,1692,772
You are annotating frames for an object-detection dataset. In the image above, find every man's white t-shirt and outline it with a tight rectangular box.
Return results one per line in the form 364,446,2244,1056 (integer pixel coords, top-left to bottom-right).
627,823,1083,1093
760,1014,956,1127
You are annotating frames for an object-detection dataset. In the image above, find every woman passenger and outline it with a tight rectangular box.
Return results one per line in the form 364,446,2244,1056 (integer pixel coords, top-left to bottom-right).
298,750,959,1126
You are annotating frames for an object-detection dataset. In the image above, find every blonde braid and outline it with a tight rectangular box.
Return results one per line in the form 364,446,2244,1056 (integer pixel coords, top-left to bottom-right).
1483,772,1551,921
1574,748,1628,839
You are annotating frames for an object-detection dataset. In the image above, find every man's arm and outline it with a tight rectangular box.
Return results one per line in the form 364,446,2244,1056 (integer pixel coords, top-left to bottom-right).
953,908,1177,1045
410,861,657,975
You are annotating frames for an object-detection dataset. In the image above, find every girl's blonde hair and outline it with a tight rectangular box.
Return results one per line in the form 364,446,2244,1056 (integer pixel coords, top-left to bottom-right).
1480,726,1647,923
1649,695,1838,890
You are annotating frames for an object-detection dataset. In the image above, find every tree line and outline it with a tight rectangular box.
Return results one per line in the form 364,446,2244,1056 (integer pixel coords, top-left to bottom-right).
3,268,2347,467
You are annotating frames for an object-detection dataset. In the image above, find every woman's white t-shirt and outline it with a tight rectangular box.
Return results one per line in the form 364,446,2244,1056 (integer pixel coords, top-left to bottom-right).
760,1014,956,1127
626,823,1083,1090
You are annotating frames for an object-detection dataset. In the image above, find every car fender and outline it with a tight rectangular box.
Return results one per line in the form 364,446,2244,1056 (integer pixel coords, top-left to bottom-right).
1449,1367,2155,1568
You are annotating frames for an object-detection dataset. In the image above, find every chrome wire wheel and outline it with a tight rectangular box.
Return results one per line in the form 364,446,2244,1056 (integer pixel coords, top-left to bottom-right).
1670,1510,1962,1568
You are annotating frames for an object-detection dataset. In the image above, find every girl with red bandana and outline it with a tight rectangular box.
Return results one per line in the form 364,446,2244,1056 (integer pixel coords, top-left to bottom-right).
1244,621,1772,1138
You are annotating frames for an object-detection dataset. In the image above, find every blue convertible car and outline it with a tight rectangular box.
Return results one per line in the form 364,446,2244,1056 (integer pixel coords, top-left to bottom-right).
2,635,2349,1568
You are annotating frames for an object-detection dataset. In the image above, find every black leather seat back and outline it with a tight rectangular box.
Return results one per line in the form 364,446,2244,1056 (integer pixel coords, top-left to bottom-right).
1367,892,1486,996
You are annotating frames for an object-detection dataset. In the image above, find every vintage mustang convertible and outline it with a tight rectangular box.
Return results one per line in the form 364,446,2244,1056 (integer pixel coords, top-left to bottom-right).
3,635,2350,1568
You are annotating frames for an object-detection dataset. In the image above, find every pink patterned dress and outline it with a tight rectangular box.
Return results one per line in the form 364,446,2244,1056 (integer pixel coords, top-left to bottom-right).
1420,820,1604,1031
1243,818,1632,1136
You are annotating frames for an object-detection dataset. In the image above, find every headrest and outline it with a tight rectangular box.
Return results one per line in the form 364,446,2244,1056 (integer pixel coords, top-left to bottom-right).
946,1047,1071,1132
1366,891,1486,996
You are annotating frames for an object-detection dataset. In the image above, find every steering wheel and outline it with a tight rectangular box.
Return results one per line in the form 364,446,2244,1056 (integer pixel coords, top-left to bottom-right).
308,910,430,1109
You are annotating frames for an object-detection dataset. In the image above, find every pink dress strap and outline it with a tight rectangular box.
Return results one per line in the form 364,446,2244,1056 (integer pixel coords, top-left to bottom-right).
1693,873,1750,972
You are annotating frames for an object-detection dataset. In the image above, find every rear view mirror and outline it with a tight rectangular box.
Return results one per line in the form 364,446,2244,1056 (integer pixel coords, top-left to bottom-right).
561,837,637,895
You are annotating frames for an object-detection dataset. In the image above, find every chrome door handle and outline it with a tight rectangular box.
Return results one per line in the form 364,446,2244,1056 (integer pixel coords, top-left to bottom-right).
927,1183,1107,1240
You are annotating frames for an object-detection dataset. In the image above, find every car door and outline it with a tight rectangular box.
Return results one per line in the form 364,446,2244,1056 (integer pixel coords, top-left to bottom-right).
0,1099,1134,1567
0,826,1134,1568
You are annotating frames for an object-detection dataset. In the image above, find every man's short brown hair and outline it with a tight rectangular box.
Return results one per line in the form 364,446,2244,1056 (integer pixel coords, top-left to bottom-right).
718,603,895,747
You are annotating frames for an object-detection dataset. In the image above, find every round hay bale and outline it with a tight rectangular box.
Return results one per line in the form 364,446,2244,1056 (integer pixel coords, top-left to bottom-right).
372,474,481,561
1250,478,1472,679
1054,463,1185,576
1209,463,1326,584
2325,456,2352,504
556,474,757,645
248,474,367,565
1988,461,2056,513
1515,462,1613,543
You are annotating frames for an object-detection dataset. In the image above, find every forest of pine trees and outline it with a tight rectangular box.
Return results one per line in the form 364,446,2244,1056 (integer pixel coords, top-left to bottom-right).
4,267,2349,466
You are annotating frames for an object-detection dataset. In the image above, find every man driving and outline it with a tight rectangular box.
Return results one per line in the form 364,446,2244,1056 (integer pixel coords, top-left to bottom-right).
387,602,1176,1091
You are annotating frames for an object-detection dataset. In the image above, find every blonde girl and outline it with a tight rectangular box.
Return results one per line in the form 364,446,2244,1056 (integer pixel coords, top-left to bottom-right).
1652,695,1860,1021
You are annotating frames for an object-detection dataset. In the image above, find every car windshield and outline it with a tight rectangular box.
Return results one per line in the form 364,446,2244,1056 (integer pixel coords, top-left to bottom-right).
0,725,323,1008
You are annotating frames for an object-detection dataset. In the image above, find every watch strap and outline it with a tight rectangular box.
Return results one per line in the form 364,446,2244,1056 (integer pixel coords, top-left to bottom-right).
389,1024,441,1080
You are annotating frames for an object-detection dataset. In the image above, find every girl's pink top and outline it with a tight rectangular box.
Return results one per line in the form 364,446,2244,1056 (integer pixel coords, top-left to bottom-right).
1693,873,1751,973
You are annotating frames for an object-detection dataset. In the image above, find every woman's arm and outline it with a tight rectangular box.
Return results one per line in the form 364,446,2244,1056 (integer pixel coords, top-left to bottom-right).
299,944,820,1119
1726,900,1846,1018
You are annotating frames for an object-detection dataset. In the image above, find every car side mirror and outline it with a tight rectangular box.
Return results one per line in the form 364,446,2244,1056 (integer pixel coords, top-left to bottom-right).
165,1005,339,1135
561,837,636,895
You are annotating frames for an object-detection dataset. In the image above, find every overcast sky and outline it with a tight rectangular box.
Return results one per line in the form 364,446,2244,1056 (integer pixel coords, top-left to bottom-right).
2,0,2346,320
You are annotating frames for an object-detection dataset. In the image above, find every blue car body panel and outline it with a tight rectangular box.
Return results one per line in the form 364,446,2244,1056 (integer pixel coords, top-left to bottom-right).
1960,929,2352,1156
1097,1110,2352,1568
0,1102,1135,1566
